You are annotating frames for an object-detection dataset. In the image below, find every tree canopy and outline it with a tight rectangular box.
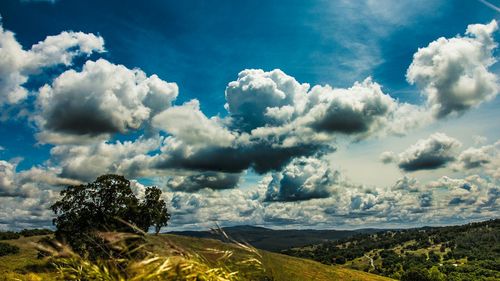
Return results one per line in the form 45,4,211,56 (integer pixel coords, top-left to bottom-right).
51,174,170,254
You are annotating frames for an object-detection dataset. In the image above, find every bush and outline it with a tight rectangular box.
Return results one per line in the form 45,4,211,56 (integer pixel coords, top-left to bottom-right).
0,231,20,240
334,256,346,264
20,229,53,237
0,242,20,256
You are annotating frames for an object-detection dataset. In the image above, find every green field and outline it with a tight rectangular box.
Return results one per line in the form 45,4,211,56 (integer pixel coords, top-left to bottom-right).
0,234,394,281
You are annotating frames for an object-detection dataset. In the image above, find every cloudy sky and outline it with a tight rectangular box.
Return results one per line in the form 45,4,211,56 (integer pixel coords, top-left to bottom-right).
0,0,499,231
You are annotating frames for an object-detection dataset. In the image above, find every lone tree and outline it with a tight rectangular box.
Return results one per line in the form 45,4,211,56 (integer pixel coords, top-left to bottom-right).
140,187,170,235
51,174,170,254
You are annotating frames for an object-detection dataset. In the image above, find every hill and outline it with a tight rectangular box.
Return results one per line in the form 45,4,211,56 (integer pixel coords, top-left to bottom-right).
168,225,382,252
283,219,500,280
0,233,394,281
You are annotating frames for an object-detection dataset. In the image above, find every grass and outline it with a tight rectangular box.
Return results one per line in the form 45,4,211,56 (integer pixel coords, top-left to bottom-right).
0,234,395,281
0,235,55,281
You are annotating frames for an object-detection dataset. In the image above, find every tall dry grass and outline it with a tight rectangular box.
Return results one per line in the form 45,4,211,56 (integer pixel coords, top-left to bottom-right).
34,225,264,281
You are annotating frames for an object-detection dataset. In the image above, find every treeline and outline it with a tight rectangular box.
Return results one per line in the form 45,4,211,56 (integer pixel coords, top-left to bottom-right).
283,219,500,281
0,228,53,240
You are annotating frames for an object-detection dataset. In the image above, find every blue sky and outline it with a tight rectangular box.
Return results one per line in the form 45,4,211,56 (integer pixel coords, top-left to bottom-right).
0,0,499,230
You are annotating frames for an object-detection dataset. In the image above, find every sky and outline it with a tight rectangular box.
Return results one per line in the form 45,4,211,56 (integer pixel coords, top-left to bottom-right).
0,0,499,231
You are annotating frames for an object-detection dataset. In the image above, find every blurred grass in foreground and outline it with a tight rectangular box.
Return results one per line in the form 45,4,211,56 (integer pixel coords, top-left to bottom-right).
34,226,264,281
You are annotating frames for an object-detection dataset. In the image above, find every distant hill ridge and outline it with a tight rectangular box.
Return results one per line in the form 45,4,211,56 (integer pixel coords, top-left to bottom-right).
168,225,384,251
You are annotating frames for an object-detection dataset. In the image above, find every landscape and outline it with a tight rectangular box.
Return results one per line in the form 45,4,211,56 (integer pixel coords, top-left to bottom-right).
0,0,499,280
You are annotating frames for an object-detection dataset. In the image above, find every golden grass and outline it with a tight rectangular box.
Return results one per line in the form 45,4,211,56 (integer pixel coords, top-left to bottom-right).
1,233,395,281
0,235,56,281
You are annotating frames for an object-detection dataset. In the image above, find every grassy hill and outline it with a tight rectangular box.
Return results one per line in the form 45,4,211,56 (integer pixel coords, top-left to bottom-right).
168,225,383,252
283,219,500,280
0,234,394,281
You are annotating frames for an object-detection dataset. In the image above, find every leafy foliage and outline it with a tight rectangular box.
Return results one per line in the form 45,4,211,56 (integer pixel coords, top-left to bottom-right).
139,187,171,235
50,174,170,256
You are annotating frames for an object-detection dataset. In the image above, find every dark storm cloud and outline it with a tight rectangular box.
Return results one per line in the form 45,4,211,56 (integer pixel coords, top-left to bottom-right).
399,155,454,171
154,141,331,174
166,172,241,192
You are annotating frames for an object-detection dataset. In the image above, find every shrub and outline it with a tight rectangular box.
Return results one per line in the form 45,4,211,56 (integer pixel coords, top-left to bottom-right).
0,231,20,240
19,228,53,237
0,242,20,256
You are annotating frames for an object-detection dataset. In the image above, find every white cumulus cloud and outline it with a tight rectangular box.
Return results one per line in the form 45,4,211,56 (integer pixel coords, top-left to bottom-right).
0,23,104,107
407,20,499,118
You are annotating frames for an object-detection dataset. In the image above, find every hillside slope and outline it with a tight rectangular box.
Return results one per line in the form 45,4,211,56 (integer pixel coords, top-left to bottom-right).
0,234,394,281
168,225,382,251
159,234,394,281
284,219,500,280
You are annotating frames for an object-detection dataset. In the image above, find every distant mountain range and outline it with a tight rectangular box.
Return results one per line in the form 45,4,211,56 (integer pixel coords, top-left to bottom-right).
168,225,384,251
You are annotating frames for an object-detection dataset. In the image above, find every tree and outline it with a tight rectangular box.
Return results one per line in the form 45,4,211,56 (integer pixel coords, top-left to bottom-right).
139,187,171,235
428,267,446,281
51,174,170,255
401,268,432,281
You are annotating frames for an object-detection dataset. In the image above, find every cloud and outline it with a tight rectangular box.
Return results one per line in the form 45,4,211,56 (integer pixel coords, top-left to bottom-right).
455,140,499,171
379,151,396,164
152,100,235,147
0,159,79,197
407,20,499,118
166,172,241,192
165,187,264,229
147,70,424,178
303,78,397,135
457,146,494,169
225,69,309,131
226,70,409,137
385,136,500,175
151,135,329,175
0,23,104,108
50,137,162,182
265,157,338,202
396,133,461,171
36,59,178,144
426,175,498,208
162,170,499,230
392,176,420,192
0,160,17,196
0,163,79,230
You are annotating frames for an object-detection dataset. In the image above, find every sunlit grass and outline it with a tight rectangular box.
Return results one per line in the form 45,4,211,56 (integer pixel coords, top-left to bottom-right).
33,226,264,281
1,232,395,281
